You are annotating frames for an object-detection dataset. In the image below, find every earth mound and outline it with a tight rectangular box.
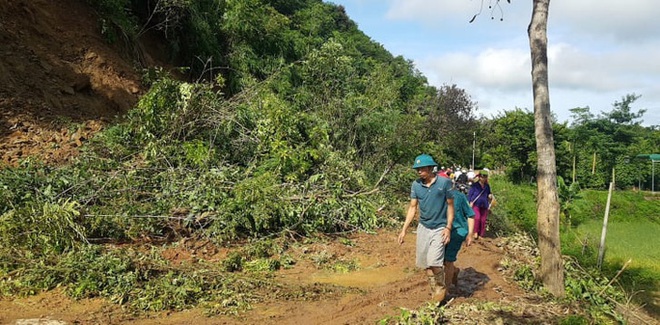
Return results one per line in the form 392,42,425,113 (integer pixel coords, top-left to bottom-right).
0,0,146,165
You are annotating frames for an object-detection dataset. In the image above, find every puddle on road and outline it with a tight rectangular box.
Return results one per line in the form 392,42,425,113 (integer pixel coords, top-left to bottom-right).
15,320,68,325
311,265,410,288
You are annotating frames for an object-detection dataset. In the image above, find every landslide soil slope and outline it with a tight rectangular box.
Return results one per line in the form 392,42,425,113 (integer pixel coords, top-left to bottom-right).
0,0,144,166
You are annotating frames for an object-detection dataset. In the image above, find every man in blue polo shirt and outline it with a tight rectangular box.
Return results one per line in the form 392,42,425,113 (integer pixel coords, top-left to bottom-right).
398,154,454,302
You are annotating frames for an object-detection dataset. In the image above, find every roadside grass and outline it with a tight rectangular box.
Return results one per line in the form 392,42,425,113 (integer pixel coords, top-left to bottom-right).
486,176,538,235
569,189,659,227
571,219,660,274
484,177,659,320
563,188,659,317
563,219,660,317
487,177,659,276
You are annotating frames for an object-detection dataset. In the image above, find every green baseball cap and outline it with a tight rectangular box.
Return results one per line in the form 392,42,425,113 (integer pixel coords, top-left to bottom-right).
412,154,438,169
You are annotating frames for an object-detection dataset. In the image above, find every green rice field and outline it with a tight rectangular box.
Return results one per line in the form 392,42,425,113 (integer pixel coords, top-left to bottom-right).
575,219,660,274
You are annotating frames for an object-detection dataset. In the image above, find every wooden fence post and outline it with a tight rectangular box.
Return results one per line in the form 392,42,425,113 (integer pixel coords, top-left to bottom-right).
592,152,596,174
597,169,615,269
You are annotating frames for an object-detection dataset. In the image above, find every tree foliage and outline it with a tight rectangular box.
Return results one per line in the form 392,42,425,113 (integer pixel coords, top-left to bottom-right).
422,84,478,166
566,94,656,189
474,95,658,190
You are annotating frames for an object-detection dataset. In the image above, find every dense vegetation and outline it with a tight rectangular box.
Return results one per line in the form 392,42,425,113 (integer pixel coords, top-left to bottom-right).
1,0,658,322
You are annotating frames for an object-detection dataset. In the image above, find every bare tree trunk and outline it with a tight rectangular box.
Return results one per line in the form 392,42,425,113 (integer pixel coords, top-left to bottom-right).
528,0,565,297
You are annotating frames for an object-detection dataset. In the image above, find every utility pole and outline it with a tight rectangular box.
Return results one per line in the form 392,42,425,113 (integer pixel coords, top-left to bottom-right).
471,131,476,170
571,142,576,183
592,152,596,174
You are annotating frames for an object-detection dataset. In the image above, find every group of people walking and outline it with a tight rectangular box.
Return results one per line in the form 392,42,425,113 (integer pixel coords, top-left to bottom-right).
398,154,494,302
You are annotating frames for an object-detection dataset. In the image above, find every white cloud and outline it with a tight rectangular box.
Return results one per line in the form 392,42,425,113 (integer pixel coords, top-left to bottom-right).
418,47,529,95
474,48,529,87
551,0,659,42
417,47,531,118
548,44,623,92
549,42,660,93
417,39,660,123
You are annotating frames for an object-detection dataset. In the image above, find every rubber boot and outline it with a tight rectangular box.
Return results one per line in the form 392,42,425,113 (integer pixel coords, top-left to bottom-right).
427,274,437,293
433,269,447,302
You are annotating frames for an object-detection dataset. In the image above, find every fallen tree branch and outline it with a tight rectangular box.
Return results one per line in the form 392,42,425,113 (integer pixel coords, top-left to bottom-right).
342,164,392,198
598,258,631,296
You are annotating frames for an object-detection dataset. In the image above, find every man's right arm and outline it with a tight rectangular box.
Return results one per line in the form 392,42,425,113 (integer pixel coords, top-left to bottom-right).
398,199,418,245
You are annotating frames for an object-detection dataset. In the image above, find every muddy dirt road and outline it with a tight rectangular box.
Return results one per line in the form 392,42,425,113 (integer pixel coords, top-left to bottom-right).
1,230,565,325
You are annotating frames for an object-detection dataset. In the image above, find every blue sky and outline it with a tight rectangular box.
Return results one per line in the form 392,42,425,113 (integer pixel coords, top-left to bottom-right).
327,0,660,127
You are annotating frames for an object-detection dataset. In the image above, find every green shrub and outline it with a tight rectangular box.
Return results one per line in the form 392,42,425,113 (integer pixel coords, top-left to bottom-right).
222,252,244,272
0,199,85,254
559,315,589,325
85,0,138,43
563,257,626,323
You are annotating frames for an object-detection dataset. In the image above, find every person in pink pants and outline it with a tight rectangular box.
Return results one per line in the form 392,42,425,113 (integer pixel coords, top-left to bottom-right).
467,170,492,239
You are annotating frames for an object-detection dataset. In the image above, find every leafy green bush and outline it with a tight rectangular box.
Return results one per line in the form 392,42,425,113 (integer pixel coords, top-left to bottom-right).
563,257,626,323
0,161,71,214
0,0,482,315
221,252,244,272
85,0,138,43
558,315,589,325
381,303,445,325
558,176,582,225
0,199,85,254
0,244,266,314
128,78,220,151
513,263,538,291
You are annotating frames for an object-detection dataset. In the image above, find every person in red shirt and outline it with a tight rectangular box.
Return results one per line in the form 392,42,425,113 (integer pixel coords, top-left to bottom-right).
437,166,450,179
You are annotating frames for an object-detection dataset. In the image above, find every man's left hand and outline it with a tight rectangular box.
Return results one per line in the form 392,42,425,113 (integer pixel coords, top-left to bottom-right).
442,228,451,245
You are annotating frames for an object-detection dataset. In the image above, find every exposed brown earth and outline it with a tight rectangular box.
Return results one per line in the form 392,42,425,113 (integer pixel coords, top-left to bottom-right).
0,0,143,166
